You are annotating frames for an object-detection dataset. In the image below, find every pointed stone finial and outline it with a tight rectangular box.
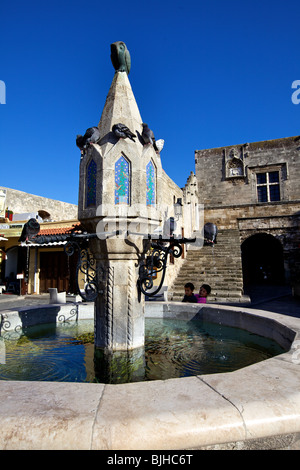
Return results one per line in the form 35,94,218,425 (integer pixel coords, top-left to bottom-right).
97,70,143,153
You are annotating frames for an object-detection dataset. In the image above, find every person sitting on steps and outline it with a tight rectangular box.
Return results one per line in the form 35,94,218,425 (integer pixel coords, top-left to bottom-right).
195,284,211,303
182,282,198,303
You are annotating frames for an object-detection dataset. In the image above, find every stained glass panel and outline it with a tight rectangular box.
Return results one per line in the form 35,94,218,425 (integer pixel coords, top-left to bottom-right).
115,156,130,205
86,159,97,207
146,160,155,206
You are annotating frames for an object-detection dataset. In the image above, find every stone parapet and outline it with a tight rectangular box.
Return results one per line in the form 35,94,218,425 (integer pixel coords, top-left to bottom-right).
1,302,300,450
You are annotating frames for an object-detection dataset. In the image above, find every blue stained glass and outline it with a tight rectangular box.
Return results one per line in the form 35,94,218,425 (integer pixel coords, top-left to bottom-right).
146,161,155,206
86,159,97,207
115,156,130,205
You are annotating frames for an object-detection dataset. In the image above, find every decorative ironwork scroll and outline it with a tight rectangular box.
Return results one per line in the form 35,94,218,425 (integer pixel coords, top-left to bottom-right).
26,229,121,303
0,313,22,340
58,306,78,323
138,235,196,297
64,239,105,302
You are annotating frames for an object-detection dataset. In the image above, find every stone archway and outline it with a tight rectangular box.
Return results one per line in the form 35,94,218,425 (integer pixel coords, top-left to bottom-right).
241,233,285,286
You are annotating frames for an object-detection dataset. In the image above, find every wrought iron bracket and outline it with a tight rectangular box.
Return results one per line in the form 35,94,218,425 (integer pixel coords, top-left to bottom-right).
64,239,105,302
25,228,195,301
137,234,196,297
27,230,121,302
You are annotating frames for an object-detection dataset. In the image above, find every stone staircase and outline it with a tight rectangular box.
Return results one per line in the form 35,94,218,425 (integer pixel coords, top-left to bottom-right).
170,229,250,303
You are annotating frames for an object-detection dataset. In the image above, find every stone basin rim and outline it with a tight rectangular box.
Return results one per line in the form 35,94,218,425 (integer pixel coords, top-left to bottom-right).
1,301,300,450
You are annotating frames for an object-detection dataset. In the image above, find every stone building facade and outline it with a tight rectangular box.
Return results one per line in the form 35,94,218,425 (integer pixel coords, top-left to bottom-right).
195,136,300,293
0,187,78,294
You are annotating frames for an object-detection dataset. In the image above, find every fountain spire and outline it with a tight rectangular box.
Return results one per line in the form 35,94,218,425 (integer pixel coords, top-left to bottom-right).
97,71,143,155
78,42,163,351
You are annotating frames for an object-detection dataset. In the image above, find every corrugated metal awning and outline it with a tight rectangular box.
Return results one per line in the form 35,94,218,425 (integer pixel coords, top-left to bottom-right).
20,241,67,247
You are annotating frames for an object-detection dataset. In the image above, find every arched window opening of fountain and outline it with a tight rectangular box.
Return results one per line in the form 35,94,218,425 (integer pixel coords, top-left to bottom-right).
86,158,97,207
115,155,130,205
146,160,156,206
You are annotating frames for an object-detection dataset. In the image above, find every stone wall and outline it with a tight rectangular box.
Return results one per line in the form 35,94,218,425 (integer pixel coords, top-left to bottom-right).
203,202,300,230
195,136,300,291
195,136,300,234
1,187,78,221
161,169,183,207
195,136,300,209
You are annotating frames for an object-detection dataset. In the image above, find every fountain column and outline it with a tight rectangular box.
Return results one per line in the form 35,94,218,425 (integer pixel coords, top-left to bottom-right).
78,46,163,351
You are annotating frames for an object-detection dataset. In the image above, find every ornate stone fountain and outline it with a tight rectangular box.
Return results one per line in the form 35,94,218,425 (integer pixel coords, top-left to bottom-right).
77,42,178,351
1,43,300,450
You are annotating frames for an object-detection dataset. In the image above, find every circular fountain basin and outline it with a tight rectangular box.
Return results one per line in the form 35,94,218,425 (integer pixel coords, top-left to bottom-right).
0,315,285,383
0,301,300,450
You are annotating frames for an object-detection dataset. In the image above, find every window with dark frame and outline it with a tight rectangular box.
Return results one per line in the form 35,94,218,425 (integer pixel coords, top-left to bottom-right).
256,171,280,203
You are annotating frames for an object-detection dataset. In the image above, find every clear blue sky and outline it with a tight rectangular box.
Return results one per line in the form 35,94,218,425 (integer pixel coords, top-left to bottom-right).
1,0,299,205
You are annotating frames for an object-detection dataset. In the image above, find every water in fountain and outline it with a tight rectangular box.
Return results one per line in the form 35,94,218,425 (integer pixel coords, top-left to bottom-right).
0,317,285,384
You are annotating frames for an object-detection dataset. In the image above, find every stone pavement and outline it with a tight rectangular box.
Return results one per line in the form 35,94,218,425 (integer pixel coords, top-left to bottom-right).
242,284,300,318
0,293,77,312
0,285,299,318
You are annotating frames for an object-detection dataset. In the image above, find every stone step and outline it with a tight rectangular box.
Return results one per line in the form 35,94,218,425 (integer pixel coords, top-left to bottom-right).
176,275,242,280
175,271,243,276
174,269,243,275
173,280,244,287
187,248,241,253
179,258,242,263
172,289,243,298
177,273,243,278
170,228,244,303
173,283,244,290
186,258,242,263
174,288,243,293
171,296,247,303
187,255,241,259
172,293,247,302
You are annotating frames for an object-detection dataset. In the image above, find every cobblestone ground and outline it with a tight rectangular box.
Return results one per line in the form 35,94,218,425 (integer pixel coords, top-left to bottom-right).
0,285,299,317
0,294,75,312
243,284,300,318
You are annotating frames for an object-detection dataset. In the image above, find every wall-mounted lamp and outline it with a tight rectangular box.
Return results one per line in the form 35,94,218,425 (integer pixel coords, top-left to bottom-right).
174,198,183,219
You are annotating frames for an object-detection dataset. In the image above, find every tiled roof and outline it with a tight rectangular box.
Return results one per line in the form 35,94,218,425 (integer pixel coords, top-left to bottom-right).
37,224,81,236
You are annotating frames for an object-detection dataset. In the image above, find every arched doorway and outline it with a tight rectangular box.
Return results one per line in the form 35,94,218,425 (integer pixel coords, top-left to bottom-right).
242,233,285,286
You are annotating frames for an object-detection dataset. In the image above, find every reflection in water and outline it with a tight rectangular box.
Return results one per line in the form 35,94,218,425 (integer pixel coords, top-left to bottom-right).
0,318,285,384
94,347,145,384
